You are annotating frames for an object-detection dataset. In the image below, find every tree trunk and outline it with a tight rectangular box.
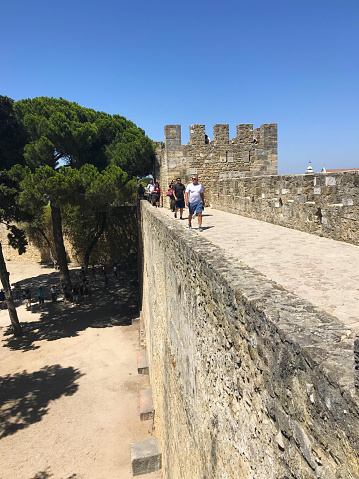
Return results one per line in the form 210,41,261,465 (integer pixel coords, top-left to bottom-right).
83,212,107,270
0,242,23,336
50,205,72,289
36,227,57,268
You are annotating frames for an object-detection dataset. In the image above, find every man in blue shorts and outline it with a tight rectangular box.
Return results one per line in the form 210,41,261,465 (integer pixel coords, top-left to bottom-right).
185,175,205,232
173,177,186,219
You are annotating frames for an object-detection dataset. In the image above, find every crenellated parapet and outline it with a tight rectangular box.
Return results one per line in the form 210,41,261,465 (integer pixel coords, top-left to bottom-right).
189,124,205,145
156,122,277,204
164,125,181,149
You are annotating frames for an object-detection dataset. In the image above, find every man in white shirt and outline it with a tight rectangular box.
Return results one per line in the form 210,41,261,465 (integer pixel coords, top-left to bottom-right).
146,179,155,203
185,175,205,232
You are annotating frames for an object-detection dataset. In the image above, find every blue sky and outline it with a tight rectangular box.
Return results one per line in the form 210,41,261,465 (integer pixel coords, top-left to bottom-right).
1,0,358,174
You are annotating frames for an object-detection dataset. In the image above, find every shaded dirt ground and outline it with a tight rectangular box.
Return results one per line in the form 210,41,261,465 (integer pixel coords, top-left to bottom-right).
0,261,162,479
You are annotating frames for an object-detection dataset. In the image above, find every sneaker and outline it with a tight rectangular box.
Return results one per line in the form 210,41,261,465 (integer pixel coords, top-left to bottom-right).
198,227,203,232
180,217,183,220
174,213,177,218
188,224,192,229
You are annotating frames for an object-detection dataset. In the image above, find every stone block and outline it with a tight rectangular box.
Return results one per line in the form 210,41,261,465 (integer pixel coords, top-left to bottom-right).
131,438,162,476
137,349,149,374
325,176,336,186
139,389,154,421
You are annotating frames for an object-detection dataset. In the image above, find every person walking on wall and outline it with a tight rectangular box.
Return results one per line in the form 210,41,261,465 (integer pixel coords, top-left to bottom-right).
153,182,161,207
173,177,185,220
167,180,175,212
185,175,205,232
137,183,145,200
146,179,155,203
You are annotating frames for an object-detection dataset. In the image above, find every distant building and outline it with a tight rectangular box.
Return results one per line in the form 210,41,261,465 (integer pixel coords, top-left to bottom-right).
305,162,314,174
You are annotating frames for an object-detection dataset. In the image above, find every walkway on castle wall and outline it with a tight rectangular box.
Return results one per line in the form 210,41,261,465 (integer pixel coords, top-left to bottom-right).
160,206,359,331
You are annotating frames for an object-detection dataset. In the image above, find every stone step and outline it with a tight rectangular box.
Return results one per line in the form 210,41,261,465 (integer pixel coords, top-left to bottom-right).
137,349,149,374
139,389,154,421
131,438,162,476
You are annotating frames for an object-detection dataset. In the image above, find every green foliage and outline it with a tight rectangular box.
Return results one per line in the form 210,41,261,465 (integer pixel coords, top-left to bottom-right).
18,164,133,211
14,97,155,176
61,165,137,265
0,96,28,170
0,169,29,254
106,128,155,178
2,96,154,267
18,163,137,265
83,206,138,266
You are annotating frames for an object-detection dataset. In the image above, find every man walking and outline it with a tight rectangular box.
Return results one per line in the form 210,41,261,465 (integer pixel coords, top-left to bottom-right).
146,179,155,203
173,177,185,220
185,175,205,232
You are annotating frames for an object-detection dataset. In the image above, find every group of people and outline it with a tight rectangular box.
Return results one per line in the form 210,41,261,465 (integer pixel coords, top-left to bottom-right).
137,175,206,231
68,281,92,305
0,285,50,310
167,175,205,231
137,179,161,207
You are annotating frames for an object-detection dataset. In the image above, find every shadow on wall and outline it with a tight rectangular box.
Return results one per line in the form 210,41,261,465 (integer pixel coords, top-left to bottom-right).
2,269,140,352
0,364,83,439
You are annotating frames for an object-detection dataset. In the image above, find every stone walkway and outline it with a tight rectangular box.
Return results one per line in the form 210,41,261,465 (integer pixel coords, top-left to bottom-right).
161,207,359,331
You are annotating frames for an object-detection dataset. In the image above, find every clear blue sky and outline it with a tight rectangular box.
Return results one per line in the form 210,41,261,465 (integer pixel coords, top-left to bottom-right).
1,0,358,174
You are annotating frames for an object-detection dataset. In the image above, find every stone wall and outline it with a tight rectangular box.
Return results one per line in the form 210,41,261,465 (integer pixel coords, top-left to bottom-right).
140,201,359,479
155,123,277,206
0,223,48,262
156,123,358,246
211,171,359,245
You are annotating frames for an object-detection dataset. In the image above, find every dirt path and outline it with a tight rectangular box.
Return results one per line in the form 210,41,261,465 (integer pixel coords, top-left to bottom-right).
0,261,162,479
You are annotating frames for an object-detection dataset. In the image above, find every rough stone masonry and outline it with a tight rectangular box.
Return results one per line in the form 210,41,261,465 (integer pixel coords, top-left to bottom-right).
139,201,359,479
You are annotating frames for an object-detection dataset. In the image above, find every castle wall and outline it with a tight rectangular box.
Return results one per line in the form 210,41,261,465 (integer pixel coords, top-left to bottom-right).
0,223,50,263
140,201,359,479
211,171,359,245
155,123,277,205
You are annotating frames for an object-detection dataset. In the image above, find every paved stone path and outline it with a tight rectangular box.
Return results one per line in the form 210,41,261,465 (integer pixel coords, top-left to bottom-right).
161,207,359,331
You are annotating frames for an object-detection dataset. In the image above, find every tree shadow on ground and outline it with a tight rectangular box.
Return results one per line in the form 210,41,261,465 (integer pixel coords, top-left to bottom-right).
2,269,140,352
30,470,53,479
30,471,78,479
30,469,78,479
0,364,83,439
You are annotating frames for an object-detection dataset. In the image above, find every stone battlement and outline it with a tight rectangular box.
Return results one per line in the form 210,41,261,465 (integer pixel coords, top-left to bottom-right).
156,123,277,204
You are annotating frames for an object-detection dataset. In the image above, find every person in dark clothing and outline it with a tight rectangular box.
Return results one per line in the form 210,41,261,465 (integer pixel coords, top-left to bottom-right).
173,177,186,219
0,289,6,309
153,182,161,207
72,284,80,304
137,184,145,199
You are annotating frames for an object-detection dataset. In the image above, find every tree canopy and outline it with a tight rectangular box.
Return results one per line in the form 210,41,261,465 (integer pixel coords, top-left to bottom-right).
0,96,154,334
0,96,27,170
14,97,155,174
12,96,155,287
